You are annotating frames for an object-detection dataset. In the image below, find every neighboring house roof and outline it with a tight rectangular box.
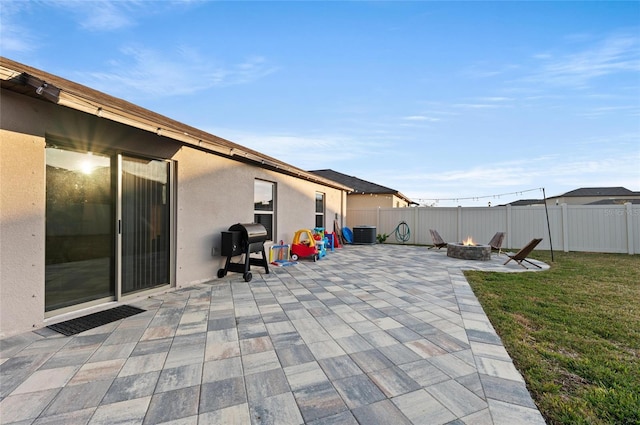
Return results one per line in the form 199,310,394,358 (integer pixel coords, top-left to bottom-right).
553,187,639,197
502,199,545,207
0,57,352,192
586,199,640,205
504,187,640,206
309,169,416,205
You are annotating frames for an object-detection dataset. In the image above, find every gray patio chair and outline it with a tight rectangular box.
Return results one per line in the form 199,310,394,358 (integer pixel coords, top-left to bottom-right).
488,232,505,255
428,229,448,250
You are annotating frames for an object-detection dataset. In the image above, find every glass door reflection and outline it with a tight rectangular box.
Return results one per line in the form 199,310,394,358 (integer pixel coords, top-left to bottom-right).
45,147,114,311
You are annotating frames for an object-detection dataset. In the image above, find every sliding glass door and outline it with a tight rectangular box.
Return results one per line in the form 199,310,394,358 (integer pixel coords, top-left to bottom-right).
120,156,171,294
45,146,172,314
45,148,114,311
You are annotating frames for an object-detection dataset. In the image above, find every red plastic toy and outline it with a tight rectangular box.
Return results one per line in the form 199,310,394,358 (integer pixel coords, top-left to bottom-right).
290,229,319,262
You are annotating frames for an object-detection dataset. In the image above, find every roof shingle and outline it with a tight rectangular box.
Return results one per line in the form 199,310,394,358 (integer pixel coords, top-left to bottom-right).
557,187,638,197
309,169,415,204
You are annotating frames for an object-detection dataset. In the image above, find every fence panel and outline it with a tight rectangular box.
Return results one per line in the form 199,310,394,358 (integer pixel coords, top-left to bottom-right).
379,208,417,244
418,207,458,244
498,206,547,250
567,205,628,253
547,206,565,252
631,205,639,255
347,209,378,229
460,207,507,246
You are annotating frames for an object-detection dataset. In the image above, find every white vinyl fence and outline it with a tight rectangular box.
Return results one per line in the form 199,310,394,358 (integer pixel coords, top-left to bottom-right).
346,203,639,254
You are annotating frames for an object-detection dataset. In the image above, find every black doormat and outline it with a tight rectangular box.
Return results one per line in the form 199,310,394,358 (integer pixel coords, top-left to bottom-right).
47,305,146,336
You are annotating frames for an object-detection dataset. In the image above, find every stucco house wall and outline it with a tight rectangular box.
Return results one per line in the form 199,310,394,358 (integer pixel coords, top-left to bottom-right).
173,145,346,287
1,125,46,335
347,193,410,209
0,60,349,337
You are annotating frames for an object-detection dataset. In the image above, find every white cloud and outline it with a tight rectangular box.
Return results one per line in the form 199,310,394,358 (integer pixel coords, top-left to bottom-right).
578,105,640,118
461,63,521,79
453,103,502,109
212,120,637,203
382,152,640,206
80,46,278,98
402,115,441,122
77,2,136,31
0,1,150,54
38,0,142,31
477,97,513,102
205,127,391,170
0,2,37,53
0,21,35,53
527,33,640,88
451,97,514,110
49,0,204,32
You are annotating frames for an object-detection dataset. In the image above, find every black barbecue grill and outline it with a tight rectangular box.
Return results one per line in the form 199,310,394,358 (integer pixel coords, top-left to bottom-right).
217,223,270,282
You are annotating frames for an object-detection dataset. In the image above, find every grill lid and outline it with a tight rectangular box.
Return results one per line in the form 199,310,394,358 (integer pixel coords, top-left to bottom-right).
228,223,268,243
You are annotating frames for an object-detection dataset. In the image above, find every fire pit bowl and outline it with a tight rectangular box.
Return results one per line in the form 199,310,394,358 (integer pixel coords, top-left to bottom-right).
447,242,491,261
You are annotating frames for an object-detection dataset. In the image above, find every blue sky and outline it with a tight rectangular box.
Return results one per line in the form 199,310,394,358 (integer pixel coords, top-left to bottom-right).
2,1,639,206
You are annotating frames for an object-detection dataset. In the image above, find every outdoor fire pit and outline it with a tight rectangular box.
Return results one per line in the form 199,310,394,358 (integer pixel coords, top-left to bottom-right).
447,237,491,261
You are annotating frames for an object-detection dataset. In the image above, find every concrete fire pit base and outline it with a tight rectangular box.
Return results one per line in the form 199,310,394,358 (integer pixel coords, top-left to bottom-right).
447,243,491,261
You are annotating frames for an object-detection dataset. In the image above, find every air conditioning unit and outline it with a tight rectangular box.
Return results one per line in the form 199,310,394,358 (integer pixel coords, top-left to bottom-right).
353,226,377,244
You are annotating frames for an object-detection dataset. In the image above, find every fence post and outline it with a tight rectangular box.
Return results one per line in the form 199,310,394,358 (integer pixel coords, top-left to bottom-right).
562,203,569,252
457,206,463,242
506,204,512,249
412,207,417,244
626,202,634,255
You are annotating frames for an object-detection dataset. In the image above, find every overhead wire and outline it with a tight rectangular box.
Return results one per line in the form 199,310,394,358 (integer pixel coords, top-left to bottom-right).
413,187,543,205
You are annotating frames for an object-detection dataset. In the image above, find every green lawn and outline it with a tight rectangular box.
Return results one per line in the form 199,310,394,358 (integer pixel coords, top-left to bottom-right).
465,251,640,425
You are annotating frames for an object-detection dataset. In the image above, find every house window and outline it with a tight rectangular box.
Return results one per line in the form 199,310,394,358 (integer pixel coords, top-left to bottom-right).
315,192,325,229
254,179,275,240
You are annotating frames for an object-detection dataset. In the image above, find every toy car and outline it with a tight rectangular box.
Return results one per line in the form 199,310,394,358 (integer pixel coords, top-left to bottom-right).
290,229,319,262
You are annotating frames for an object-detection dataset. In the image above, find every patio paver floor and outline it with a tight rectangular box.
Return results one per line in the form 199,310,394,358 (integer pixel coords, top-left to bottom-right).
0,244,548,424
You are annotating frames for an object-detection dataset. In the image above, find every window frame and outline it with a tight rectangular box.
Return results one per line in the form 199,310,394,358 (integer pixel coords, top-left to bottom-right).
315,191,325,229
254,179,276,241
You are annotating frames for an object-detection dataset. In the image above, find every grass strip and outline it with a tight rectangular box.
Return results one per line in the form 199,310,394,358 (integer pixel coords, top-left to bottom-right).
465,251,640,425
